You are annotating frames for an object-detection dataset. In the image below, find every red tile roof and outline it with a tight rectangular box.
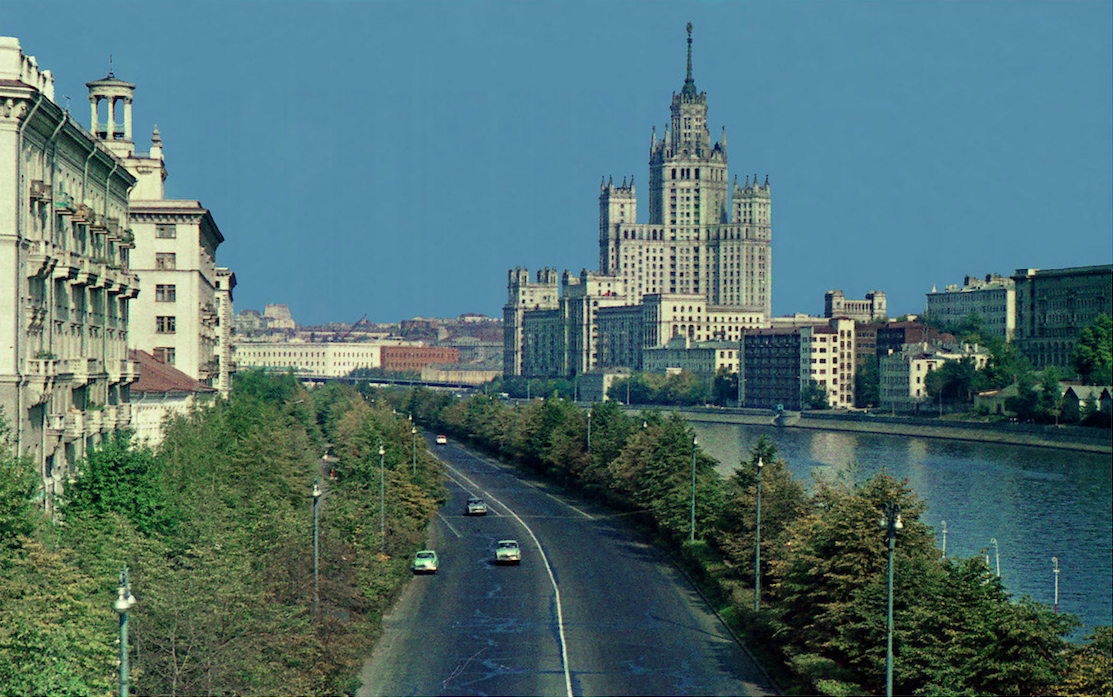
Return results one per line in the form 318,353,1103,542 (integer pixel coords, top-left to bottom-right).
130,350,216,395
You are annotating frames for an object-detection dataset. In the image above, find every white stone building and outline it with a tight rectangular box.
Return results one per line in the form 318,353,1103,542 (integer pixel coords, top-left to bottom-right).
505,25,772,378
234,339,412,378
0,37,140,511
84,74,235,395
129,349,215,447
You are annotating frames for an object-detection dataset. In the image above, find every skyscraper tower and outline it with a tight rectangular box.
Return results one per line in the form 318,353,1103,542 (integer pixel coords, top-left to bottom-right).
599,23,771,314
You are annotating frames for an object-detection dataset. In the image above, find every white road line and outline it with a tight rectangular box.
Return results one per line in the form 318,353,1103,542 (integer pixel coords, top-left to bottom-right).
436,512,462,538
442,461,574,697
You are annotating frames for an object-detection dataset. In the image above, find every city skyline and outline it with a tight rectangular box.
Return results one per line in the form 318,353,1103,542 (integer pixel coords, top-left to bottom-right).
5,1,1110,325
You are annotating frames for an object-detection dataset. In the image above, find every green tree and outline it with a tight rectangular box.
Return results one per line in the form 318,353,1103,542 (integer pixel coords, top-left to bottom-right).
801,380,830,410
712,367,739,406
1072,314,1112,385
854,359,879,409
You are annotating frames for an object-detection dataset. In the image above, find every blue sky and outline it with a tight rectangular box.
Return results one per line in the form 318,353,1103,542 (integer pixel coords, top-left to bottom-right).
4,1,1111,325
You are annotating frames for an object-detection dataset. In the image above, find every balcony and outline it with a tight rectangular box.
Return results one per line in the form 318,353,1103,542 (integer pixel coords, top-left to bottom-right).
64,411,85,438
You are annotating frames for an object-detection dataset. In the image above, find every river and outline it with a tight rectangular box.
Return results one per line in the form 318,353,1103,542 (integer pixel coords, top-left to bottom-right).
686,417,1112,639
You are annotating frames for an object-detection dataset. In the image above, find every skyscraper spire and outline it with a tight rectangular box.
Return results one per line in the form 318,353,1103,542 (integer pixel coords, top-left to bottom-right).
681,22,698,98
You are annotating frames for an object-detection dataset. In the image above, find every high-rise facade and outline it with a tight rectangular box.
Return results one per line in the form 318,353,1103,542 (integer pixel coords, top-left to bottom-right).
506,25,772,378
85,73,236,394
1,37,141,512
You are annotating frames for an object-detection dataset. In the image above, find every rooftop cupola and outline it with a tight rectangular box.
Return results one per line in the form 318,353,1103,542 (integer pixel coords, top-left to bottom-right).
86,63,136,143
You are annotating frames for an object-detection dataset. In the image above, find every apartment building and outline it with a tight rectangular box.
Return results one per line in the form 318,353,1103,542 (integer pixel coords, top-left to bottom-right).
741,318,855,409
924,274,1015,340
1012,265,1113,370
1,37,141,511
381,345,458,373
85,73,235,394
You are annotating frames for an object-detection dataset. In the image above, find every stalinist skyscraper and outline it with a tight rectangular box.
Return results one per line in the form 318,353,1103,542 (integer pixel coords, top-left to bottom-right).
598,22,771,314
506,25,772,378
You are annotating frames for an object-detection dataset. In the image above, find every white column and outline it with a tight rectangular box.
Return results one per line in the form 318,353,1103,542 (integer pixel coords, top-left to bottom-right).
123,100,132,141
90,97,98,136
106,98,115,140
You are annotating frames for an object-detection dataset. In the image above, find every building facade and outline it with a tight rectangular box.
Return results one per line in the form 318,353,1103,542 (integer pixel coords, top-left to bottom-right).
505,25,773,379
86,73,235,395
381,345,458,373
741,318,855,410
924,274,1015,340
1012,265,1113,370
1,37,141,511
879,342,990,413
233,339,419,377
825,290,887,323
129,349,215,447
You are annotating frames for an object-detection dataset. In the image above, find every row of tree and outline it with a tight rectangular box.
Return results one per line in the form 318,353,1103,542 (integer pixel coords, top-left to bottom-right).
400,388,1110,695
0,371,443,695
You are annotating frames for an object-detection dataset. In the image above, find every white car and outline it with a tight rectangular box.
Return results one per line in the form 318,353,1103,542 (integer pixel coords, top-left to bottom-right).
495,540,521,564
436,435,448,445
466,498,488,516
412,550,438,574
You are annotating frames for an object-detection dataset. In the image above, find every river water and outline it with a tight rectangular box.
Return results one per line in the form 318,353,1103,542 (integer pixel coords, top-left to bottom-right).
686,418,1112,639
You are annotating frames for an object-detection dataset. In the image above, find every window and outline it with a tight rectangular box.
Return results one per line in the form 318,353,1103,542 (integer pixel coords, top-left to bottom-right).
155,253,176,270
156,224,177,239
153,347,176,364
156,316,176,334
155,284,176,302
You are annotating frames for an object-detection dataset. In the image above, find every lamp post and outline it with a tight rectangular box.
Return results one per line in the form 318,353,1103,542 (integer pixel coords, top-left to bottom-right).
690,435,698,543
990,537,1000,577
879,502,903,697
1052,557,1060,613
313,480,321,615
941,520,947,558
114,565,137,697
587,408,592,452
754,456,764,612
411,426,417,475
378,443,386,553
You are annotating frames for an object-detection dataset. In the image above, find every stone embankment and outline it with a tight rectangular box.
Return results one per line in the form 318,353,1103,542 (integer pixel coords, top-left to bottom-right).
660,407,1112,454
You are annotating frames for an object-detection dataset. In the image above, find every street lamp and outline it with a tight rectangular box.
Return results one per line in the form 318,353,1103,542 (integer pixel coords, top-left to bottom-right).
1052,557,1060,613
379,443,386,553
941,520,947,558
690,435,698,543
879,502,903,697
754,456,764,612
587,408,592,452
114,565,137,697
313,480,321,616
990,538,1000,577
411,426,417,475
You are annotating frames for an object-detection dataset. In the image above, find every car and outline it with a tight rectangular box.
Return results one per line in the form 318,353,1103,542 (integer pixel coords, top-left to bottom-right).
466,498,487,516
495,540,521,564
412,550,438,574
435,435,448,445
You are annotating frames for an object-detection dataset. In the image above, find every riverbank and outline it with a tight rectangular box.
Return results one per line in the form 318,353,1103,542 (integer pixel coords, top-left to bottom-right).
631,406,1112,454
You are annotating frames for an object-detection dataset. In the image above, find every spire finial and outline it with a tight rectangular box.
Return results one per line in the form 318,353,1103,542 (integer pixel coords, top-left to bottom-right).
681,23,698,97
108,53,114,79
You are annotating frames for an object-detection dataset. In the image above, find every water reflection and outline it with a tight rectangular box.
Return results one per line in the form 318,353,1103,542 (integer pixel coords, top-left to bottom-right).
688,418,1112,639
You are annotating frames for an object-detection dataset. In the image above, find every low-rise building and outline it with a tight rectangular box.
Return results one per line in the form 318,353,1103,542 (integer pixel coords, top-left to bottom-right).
643,336,739,375
381,345,458,373
879,342,990,413
129,349,216,446
234,339,411,377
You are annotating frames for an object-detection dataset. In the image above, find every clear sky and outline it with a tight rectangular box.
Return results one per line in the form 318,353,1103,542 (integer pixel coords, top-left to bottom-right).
4,1,1111,325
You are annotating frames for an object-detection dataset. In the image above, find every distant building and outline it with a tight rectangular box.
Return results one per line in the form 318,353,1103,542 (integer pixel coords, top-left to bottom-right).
505,25,774,379
741,318,855,410
263,303,296,330
234,340,410,377
924,273,1016,340
825,290,887,323
643,336,739,376
879,342,990,413
381,345,458,373
875,321,952,359
1012,265,1113,370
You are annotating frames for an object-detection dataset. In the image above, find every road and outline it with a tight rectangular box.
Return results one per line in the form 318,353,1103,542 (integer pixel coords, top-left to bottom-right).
358,437,778,697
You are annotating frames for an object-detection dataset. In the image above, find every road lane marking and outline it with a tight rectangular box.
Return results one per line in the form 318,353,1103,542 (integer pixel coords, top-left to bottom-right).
442,460,574,697
437,512,463,538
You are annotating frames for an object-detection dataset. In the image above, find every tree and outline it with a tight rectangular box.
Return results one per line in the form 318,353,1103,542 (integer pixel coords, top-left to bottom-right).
854,359,879,409
1072,314,1112,385
712,367,739,406
802,380,830,410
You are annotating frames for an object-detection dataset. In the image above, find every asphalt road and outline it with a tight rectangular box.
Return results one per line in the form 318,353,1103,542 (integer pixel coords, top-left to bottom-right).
357,437,778,697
